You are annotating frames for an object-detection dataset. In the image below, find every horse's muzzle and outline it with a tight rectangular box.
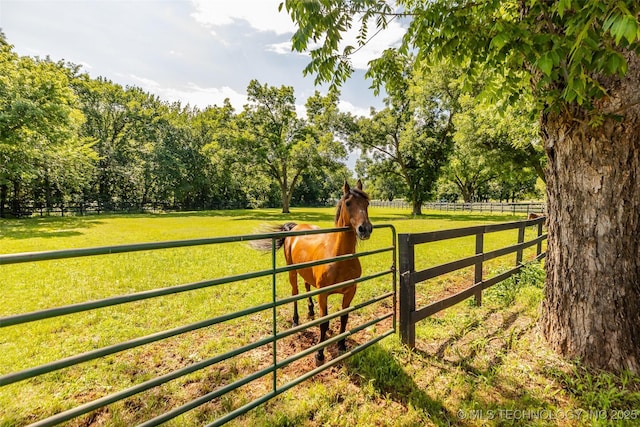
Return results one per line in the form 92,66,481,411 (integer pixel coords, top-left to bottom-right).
356,223,373,240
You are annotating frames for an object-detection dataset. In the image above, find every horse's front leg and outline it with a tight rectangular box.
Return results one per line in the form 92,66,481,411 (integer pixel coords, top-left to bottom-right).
290,271,300,326
315,293,329,365
338,286,356,352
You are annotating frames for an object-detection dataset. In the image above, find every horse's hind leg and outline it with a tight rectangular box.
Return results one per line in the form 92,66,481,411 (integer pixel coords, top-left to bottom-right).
315,293,329,365
305,282,314,318
338,287,356,352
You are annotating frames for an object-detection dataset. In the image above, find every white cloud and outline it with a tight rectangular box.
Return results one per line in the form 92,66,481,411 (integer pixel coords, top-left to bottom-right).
245,4,407,71
163,84,249,110
340,17,406,70
265,41,295,55
22,46,44,57
4,0,384,118
339,99,373,118
130,77,248,110
130,74,160,88
190,0,296,35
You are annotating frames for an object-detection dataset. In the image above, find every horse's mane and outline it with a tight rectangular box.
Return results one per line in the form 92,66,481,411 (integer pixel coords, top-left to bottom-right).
334,187,369,224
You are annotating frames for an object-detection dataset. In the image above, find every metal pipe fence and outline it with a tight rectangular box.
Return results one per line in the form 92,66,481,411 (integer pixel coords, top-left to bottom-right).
1,225,397,426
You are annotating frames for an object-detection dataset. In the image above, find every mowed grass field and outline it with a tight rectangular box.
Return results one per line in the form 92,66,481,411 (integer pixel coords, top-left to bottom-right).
1,207,638,426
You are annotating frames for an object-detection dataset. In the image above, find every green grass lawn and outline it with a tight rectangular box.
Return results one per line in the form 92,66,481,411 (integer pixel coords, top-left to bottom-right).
1,208,638,426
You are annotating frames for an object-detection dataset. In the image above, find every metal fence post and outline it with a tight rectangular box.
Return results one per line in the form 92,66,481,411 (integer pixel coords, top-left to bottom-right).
391,227,398,334
271,237,278,393
398,234,416,348
474,232,484,306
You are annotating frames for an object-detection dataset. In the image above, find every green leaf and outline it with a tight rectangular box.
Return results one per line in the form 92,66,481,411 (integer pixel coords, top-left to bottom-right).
557,0,571,18
604,52,624,74
621,15,639,44
537,55,553,76
602,12,619,32
490,32,510,50
610,15,639,45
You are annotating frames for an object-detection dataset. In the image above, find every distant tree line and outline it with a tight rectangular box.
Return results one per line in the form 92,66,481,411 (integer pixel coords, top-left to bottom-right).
351,53,545,214
0,33,544,218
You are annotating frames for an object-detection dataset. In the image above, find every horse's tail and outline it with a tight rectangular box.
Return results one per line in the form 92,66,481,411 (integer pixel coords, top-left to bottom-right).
250,222,298,251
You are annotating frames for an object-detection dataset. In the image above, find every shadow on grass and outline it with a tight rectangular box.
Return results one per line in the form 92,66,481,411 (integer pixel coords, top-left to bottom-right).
345,343,459,426
230,211,336,223
410,308,554,416
427,310,530,377
217,209,517,225
340,306,549,425
73,209,341,223
0,217,103,240
119,207,515,224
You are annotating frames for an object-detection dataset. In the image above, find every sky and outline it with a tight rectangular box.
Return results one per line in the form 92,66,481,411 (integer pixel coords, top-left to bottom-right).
0,0,407,117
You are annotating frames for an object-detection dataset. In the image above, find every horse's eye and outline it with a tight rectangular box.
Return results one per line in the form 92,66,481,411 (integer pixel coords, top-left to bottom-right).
345,201,351,207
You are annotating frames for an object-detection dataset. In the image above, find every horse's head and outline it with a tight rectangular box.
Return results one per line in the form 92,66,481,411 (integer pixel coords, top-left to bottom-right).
336,179,373,240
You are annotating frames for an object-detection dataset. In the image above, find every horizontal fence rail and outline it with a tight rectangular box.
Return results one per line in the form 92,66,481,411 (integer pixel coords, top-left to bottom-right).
398,216,546,348
1,225,396,426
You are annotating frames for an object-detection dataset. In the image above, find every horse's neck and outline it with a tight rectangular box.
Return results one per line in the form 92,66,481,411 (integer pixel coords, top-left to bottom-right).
334,217,357,255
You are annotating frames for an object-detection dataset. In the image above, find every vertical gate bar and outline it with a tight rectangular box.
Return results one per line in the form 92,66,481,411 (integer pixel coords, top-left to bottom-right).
271,238,277,392
391,226,397,333
516,223,525,265
474,232,484,306
398,234,415,348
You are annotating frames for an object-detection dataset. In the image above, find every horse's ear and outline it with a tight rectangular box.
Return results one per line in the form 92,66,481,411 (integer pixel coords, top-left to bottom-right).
343,180,350,195
356,179,363,190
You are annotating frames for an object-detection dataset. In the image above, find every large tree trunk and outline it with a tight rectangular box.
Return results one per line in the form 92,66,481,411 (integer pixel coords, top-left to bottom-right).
0,183,7,218
460,187,472,203
281,196,290,213
411,199,422,216
281,184,291,214
540,52,640,373
11,180,20,217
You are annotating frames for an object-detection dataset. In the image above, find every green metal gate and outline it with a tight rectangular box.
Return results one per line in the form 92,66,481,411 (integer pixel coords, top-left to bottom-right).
0,224,396,426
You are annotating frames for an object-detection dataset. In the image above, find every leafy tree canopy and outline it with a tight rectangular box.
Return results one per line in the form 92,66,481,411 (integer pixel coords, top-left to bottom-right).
282,0,640,116
0,36,95,214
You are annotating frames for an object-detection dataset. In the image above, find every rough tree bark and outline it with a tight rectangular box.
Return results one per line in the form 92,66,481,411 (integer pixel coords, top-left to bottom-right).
540,51,640,373
0,183,6,218
281,187,291,214
410,201,420,216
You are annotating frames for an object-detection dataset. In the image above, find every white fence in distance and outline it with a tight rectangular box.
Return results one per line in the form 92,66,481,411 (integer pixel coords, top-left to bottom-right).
371,200,546,214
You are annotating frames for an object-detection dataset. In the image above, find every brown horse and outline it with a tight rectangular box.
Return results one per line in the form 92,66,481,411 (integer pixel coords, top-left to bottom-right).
253,180,372,364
